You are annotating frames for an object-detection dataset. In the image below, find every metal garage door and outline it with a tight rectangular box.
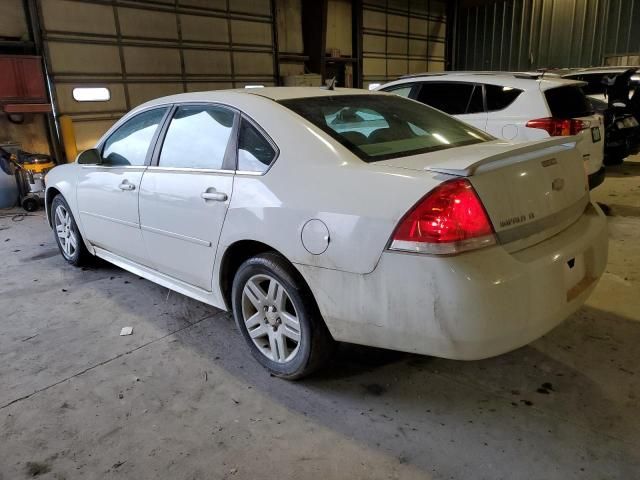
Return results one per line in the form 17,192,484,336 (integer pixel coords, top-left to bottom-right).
362,0,446,88
37,0,277,151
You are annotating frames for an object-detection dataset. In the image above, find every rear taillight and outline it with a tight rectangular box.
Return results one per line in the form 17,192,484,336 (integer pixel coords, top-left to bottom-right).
526,117,590,136
389,178,496,255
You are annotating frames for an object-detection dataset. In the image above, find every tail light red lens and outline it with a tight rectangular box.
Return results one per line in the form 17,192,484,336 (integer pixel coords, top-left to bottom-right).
526,117,590,136
389,178,496,255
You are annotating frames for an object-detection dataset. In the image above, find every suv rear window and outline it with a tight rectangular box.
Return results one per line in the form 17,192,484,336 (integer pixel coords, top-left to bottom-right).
485,84,523,111
545,86,593,118
279,95,492,162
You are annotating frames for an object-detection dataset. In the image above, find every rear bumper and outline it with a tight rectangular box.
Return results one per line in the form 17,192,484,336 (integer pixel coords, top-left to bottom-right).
588,166,606,190
296,202,608,360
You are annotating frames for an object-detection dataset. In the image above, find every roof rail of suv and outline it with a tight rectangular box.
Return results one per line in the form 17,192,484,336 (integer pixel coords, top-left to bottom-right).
398,71,555,80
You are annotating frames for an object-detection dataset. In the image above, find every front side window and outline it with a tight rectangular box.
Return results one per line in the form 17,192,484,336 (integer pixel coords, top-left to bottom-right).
415,82,475,115
102,108,168,166
237,118,276,173
159,105,235,170
280,94,492,162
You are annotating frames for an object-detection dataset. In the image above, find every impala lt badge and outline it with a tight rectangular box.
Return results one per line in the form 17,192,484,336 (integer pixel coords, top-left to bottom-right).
552,178,565,191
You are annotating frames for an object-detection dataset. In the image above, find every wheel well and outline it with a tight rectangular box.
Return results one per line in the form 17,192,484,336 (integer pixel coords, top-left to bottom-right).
219,240,278,309
45,187,62,226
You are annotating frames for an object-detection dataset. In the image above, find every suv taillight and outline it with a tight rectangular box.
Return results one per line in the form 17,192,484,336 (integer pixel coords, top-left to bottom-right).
389,178,496,255
526,117,590,136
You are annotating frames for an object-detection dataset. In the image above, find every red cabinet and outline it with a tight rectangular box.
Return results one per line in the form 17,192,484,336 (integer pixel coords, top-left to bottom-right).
0,55,48,103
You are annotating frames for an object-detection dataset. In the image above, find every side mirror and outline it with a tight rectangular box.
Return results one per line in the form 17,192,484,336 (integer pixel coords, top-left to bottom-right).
76,148,102,165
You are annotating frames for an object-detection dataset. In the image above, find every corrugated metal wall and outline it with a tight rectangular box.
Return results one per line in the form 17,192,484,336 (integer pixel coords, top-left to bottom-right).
362,0,447,87
455,0,640,71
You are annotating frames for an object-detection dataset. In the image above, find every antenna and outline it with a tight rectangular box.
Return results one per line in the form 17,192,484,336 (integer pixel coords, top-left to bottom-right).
324,77,337,90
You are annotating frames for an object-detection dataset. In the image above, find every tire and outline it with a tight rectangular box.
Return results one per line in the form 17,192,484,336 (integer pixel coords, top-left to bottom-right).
21,196,39,212
51,194,91,267
603,156,625,166
231,252,335,380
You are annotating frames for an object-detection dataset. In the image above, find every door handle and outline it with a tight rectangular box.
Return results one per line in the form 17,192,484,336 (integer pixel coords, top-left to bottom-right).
118,181,135,191
201,191,228,202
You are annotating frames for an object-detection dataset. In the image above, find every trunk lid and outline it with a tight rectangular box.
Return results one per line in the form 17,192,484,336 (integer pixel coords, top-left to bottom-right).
377,138,589,251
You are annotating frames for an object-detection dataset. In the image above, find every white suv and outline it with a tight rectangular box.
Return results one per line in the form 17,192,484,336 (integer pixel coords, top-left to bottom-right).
377,72,606,189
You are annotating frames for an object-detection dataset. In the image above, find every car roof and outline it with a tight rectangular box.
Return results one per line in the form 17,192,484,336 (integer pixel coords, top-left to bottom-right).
136,86,378,111
382,71,585,90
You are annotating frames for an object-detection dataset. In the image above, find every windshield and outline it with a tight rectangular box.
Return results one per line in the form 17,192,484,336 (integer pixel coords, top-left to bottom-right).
279,94,493,162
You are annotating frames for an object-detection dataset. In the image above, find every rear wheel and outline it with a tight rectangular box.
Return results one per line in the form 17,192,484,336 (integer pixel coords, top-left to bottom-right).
231,252,334,379
51,194,90,266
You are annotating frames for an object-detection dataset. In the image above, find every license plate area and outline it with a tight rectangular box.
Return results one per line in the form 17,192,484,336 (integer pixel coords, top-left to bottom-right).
591,126,601,143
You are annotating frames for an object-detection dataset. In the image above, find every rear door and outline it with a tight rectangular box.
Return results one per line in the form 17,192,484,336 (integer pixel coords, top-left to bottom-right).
76,107,169,265
138,104,237,290
414,82,488,130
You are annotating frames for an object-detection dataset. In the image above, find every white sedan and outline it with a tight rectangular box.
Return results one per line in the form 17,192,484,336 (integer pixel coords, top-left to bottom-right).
45,87,608,379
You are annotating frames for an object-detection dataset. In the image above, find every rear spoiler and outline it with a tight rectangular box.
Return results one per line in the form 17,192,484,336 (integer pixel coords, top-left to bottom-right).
425,137,579,176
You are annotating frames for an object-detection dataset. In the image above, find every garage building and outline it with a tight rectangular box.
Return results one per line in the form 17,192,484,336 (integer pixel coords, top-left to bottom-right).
1,1,639,479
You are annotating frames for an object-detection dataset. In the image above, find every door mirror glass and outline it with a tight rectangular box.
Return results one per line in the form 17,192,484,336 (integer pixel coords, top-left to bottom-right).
76,148,102,165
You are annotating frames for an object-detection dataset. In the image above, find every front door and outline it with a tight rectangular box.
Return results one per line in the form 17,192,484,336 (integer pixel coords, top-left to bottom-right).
76,107,169,265
139,104,236,291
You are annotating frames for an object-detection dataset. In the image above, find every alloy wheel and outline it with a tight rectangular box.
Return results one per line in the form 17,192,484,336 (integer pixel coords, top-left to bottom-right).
54,204,78,259
241,274,302,363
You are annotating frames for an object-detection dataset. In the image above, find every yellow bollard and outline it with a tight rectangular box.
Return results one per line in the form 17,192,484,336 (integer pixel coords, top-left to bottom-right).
59,115,78,163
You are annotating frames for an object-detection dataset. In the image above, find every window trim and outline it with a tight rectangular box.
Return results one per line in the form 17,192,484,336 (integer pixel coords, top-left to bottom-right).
150,102,239,172
96,106,172,168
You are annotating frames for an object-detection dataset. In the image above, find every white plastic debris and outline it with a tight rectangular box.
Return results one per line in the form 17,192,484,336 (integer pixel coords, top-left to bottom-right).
119,327,133,336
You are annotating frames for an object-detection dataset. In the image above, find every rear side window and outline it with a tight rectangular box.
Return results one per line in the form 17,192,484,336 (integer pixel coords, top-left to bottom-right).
159,105,235,170
416,82,476,115
237,118,276,173
485,84,523,111
545,86,593,118
102,108,167,166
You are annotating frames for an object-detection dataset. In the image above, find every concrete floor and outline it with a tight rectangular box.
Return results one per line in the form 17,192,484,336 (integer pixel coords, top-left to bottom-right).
1,159,639,480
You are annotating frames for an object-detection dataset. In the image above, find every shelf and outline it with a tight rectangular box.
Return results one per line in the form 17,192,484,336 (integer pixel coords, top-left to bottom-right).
325,57,358,63
277,53,309,62
3,103,52,113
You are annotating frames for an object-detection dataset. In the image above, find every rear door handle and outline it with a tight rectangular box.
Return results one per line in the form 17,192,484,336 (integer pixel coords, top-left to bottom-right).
118,181,135,191
201,191,228,202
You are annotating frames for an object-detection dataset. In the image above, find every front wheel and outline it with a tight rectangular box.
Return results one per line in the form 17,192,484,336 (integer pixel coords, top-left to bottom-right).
231,252,334,379
51,194,90,266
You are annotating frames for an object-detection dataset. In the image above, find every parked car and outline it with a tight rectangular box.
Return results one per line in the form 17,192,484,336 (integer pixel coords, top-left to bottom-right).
45,88,608,379
561,66,640,102
376,72,606,190
589,96,640,164
563,67,640,164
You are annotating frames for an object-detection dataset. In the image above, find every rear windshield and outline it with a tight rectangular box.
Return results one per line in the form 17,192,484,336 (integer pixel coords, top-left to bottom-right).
279,94,492,162
545,86,593,118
